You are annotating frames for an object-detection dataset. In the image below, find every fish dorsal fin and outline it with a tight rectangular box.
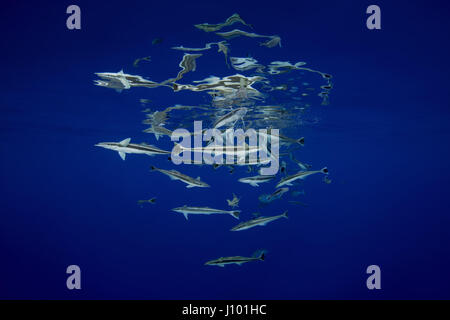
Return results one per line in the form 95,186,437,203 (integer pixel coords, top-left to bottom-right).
196,176,201,180
119,138,131,147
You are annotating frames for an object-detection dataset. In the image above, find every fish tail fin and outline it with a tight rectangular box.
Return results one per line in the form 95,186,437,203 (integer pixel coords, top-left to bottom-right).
150,166,157,171
149,198,156,204
231,211,240,219
321,167,329,174
260,252,265,261
297,137,305,146
282,211,288,219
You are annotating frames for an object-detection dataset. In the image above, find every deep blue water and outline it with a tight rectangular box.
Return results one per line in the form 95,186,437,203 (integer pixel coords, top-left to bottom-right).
1,0,450,299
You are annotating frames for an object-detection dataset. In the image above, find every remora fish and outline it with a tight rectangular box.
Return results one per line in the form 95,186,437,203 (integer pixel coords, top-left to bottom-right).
233,154,276,166
276,167,328,188
95,70,131,89
323,176,332,184
279,134,304,146
205,251,265,267
174,53,202,81
213,107,248,129
95,138,171,160
172,205,240,220
171,42,216,51
260,35,282,48
133,56,151,67
238,175,276,187
95,70,164,92
291,190,305,197
231,211,288,231
258,131,304,146
216,29,270,40
217,41,230,67
289,152,311,170
150,166,210,188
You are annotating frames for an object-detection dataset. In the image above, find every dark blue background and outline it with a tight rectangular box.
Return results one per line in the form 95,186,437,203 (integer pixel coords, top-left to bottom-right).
1,0,449,299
